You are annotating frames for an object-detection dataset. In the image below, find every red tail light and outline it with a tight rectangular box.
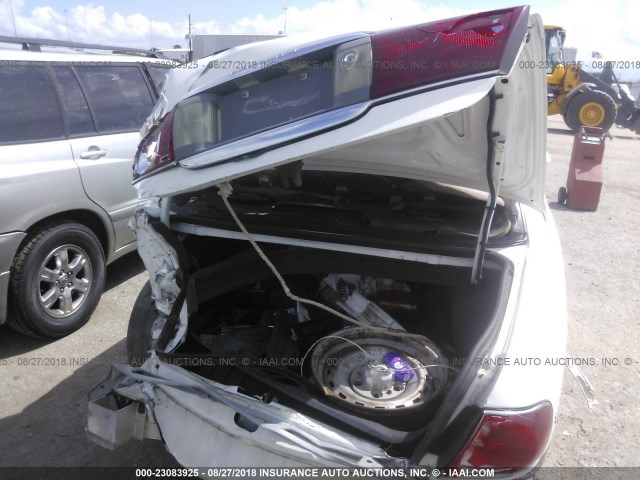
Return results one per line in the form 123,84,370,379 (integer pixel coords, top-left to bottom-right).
133,109,176,180
370,6,529,98
451,402,554,474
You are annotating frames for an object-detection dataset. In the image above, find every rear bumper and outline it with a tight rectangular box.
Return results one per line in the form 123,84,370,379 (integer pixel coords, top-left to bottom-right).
0,231,27,324
87,358,405,468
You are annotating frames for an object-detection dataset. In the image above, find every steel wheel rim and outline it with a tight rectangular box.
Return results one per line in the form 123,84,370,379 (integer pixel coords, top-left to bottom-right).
38,244,92,319
579,102,605,126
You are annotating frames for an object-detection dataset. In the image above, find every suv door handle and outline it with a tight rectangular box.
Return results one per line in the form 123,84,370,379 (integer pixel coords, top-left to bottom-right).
79,146,108,159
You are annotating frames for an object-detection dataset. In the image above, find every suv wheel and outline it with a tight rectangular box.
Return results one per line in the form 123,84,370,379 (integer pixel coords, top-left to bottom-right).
7,220,105,338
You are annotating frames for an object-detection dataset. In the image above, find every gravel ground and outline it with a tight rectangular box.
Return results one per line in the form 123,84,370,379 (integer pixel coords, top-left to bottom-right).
540,116,640,470
0,115,638,471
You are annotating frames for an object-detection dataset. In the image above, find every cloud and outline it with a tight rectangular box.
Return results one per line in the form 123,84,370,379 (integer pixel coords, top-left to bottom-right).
0,0,639,79
0,1,185,48
538,0,640,74
0,0,463,48
229,0,465,36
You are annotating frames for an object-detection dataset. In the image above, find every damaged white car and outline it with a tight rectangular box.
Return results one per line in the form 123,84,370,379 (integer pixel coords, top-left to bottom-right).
87,5,567,478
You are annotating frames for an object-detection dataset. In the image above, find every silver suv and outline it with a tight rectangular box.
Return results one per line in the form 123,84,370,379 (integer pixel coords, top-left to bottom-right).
0,37,169,338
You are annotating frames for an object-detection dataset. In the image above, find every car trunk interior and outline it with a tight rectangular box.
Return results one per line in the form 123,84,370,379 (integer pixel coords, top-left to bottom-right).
161,243,510,457
157,167,514,457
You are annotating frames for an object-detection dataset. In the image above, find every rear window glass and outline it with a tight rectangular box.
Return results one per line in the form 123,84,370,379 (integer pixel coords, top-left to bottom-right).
0,65,64,144
74,66,155,133
147,66,170,94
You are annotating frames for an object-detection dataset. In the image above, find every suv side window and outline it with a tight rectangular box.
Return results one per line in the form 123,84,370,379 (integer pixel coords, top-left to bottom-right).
74,66,155,133
0,65,64,144
50,66,96,136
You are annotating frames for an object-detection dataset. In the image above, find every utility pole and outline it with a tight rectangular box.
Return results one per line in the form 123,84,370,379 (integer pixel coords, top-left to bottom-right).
149,16,153,50
283,7,288,35
188,14,192,62
8,0,18,36
64,10,70,41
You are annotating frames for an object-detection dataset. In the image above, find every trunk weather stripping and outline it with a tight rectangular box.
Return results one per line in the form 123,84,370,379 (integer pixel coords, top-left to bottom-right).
472,90,504,284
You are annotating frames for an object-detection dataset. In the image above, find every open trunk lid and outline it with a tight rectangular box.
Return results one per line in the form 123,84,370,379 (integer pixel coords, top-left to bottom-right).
133,7,546,214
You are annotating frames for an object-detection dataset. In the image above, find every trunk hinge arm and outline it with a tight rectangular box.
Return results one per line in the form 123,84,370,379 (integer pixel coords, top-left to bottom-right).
472,134,505,284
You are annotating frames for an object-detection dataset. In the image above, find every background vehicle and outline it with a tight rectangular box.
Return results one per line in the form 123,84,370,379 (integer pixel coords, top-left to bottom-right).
545,26,640,133
0,37,170,338
88,6,567,478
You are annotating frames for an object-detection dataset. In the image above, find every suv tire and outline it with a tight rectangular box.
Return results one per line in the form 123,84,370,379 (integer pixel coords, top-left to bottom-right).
7,220,105,338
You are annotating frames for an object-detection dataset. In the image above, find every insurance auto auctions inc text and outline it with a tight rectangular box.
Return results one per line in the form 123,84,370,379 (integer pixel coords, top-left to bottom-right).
190,467,496,478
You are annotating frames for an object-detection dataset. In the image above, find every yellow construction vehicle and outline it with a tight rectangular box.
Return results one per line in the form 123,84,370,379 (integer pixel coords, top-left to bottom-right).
545,25,640,133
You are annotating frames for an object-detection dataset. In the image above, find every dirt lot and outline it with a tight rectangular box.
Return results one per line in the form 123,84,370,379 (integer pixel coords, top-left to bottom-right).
540,117,640,470
0,115,639,471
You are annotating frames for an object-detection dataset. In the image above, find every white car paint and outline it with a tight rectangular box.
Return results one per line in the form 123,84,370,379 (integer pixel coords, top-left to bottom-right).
484,204,567,410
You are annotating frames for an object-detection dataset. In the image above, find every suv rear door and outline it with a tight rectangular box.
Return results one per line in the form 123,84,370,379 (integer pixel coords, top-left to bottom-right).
0,63,83,233
53,63,158,250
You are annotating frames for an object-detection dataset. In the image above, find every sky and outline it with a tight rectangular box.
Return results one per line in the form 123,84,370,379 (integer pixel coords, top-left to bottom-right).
2,0,640,79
